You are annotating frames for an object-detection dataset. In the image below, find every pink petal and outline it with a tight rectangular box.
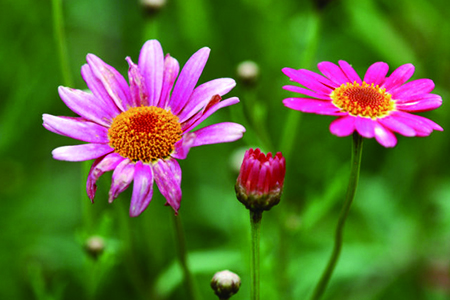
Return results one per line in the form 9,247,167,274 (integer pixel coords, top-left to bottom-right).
391,79,435,99
171,132,196,160
191,122,246,147
283,98,345,116
84,54,132,112
382,63,415,91
58,86,119,127
355,117,375,138
329,116,356,137
282,68,335,95
373,123,397,147
130,161,154,217
138,40,164,107
282,85,331,100
178,78,236,123
159,55,180,108
169,47,210,115
338,61,362,84
52,143,114,161
317,61,350,85
377,115,416,137
108,159,135,203
391,111,443,135
86,153,125,201
395,94,442,112
153,159,182,212
363,62,389,86
43,114,109,143
126,57,148,107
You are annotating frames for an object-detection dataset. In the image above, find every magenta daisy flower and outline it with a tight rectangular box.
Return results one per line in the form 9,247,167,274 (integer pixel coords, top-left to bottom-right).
43,40,245,217
282,61,443,147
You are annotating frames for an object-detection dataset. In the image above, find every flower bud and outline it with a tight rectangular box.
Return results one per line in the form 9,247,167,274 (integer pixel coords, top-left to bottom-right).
84,236,105,259
210,270,241,299
236,60,259,86
235,148,286,212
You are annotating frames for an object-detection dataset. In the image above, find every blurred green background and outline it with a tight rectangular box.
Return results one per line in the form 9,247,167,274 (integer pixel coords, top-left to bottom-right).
1,0,450,299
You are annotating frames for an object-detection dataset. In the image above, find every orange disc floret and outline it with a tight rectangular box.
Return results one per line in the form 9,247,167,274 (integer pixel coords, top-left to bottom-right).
108,106,182,163
331,81,395,118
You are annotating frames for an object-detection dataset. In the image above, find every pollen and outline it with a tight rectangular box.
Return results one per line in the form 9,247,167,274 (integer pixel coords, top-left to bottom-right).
331,81,395,118
108,106,182,163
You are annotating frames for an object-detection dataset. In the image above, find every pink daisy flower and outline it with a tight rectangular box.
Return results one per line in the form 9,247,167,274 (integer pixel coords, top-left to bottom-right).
282,61,443,147
43,40,245,217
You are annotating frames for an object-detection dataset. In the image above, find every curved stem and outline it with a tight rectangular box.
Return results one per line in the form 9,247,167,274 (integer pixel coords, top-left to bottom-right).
250,211,262,300
310,132,363,300
172,214,200,300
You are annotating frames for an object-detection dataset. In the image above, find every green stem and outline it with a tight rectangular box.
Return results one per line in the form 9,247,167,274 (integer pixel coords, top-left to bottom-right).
172,214,200,300
250,211,263,300
310,132,363,300
51,0,73,87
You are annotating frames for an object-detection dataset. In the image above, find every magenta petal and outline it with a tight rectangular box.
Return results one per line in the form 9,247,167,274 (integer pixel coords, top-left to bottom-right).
159,55,180,108
374,123,397,147
338,61,362,84
378,116,416,137
283,98,345,116
84,54,132,112
282,85,331,100
329,116,356,137
191,122,246,147
138,40,164,107
126,57,147,107
171,132,196,160
382,63,415,91
178,78,236,122
355,117,375,138
317,61,349,85
363,62,389,86
58,86,119,127
109,159,135,203
392,111,443,134
86,153,125,201
391,79,435,99
282,68,335,95
130,161,154,217
396,94,442,112
169,47,210,115
153,159,182,212
43,114,109,143
52,144,114,161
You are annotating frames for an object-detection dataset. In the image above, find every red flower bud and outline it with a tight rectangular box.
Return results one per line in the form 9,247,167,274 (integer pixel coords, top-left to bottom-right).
235,148,286,212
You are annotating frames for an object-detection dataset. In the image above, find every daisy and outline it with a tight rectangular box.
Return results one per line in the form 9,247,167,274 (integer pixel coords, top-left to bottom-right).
43,40,245,216
283,61,443,147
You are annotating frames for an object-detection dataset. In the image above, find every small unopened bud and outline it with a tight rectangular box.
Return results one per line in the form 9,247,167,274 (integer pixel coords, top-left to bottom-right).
85,236,105,259
236,60,259,86
140,0,166,15
210,270,241,300
236,148,286,212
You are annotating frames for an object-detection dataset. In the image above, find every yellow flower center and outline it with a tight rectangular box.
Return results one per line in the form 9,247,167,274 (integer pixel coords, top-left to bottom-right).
331,81,395,118
108,106,182,163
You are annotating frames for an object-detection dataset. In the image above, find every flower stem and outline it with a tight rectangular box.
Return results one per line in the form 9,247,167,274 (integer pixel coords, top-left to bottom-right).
309,132,363,300
172,214,200,300
250,211,263,300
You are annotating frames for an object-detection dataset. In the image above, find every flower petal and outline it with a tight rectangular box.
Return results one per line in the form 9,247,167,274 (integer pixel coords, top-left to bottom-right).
84,54,132,111
178,78,236,122
52,144,114,161
154,159,182,212
58,86,119,127
317,61,349,85
338,60,362,84
169,47,210,115
171,132,196,160
377,115,416,137
191,122,246,147
138,40,164,107
109,159,135,203
43,114,109,143
391,79,435,99
355,117,375,138
282,68,335,95
363,62,389,86
395,94,442,112
86,153,125,201
159,55,180,108
283,98,345,116
382,63,415,91
282,85,331,100
374,123,397,147
126,57,147,107
329,116,356,137
391,111,443,136
130,161,154,217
